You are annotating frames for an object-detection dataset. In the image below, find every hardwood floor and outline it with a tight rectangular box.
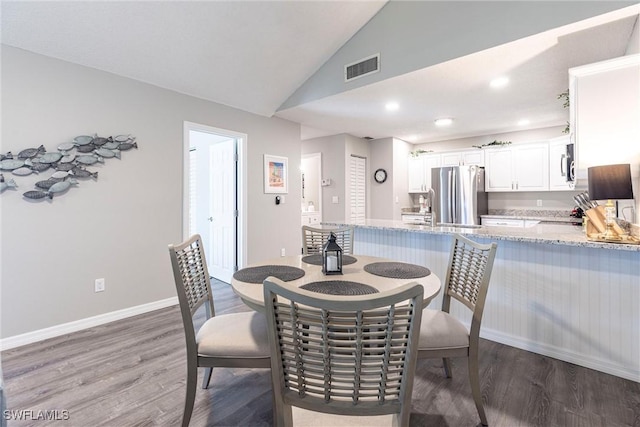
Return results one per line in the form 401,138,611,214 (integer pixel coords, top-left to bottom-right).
3,280,639,426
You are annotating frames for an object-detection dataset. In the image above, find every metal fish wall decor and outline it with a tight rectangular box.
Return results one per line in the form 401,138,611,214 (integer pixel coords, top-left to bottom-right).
0,134,138,201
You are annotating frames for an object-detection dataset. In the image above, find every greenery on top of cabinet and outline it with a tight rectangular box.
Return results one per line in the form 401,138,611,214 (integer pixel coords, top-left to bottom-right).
471,140,512,149
409,149,433,157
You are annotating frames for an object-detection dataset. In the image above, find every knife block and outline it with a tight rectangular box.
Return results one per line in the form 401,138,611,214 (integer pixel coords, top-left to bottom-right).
585,206,625,237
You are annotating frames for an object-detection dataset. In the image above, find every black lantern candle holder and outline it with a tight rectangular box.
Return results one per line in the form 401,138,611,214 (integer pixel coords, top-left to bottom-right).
322,232,343,275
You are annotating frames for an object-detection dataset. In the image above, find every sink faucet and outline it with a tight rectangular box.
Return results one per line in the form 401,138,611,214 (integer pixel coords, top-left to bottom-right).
421,187,434,211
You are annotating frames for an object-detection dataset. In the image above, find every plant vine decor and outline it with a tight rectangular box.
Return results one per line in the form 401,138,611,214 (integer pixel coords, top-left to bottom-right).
558,89,570,134
409,149,433,157
471,140,512,149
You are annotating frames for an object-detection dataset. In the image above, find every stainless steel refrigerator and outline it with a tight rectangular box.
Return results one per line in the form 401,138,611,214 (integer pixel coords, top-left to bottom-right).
431,165,488,226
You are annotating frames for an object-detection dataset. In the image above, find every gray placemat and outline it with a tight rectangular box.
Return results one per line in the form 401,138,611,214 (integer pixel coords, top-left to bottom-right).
233,265,305,284
300,281,379,295
301,254,358,266
363,262,431,279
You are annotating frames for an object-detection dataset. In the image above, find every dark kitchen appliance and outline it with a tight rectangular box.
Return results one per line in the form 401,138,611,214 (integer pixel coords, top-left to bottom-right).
566,143,575,183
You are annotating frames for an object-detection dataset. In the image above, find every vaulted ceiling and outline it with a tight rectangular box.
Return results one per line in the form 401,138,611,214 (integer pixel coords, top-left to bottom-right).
2,1,638,144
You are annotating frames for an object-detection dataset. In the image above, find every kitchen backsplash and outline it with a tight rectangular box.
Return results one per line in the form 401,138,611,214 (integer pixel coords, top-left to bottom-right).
488,209,572,218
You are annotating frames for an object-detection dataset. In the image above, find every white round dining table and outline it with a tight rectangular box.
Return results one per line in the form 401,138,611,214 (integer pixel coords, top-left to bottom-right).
231,254,441,312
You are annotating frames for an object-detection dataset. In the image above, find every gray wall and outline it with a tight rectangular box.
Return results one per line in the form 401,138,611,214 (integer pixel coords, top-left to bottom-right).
392,138,412,220
369,138,394,219
1,46,301,338
368,137,413,220
301,133,371,221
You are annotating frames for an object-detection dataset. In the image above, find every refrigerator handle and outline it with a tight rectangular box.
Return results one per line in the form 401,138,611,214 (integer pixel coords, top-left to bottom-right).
452,168,457,223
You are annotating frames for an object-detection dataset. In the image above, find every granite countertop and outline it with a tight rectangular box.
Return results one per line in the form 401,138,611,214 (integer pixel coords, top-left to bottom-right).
322,219,640,252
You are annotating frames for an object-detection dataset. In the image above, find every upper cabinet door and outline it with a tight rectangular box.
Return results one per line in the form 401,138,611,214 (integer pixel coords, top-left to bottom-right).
485,143,549,192
514,143,549,191
440,150,484,167
485,148,515,191
407,156,426,192
407,154,440,193
570,55,640,185
461,150,484,166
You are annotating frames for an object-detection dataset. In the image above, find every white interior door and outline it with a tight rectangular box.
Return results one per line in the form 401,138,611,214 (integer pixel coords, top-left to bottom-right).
189,129,237,284
208,139,236,283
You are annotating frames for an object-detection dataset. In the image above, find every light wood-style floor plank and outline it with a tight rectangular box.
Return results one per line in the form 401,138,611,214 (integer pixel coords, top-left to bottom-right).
3,280,639,426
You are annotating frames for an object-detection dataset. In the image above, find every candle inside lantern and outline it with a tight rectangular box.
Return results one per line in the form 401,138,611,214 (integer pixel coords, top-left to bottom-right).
327,255,338,271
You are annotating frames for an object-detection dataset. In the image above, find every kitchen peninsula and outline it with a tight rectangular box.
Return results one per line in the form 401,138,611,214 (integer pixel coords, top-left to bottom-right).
324,219,640,382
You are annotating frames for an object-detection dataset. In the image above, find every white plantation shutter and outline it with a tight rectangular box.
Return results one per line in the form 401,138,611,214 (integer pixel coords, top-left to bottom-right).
349,156,366,224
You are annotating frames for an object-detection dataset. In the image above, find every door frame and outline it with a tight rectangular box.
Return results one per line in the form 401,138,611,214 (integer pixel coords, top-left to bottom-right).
183,121,248,271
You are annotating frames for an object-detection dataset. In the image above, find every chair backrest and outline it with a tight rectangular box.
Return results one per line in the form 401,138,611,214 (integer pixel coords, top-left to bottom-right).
302,225,354,255
168,234,215,355
263,278,423,424
442,234,497,335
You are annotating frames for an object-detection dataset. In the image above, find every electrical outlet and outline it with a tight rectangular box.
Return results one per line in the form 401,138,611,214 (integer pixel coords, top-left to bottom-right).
95,278,105,293
281,248,286,257
537,199,542,207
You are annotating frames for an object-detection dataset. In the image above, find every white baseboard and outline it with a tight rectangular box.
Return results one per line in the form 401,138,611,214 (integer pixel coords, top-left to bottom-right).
480,327,640,383
0,297,178,351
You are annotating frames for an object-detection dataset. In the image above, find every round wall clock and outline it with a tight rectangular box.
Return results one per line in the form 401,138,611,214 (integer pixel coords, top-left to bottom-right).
374,168,387,183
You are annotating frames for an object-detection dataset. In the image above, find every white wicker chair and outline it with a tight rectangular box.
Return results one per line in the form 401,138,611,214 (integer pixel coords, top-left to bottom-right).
263,277,423,427
301,225,354,255
417,234,497,427
169,234,271,427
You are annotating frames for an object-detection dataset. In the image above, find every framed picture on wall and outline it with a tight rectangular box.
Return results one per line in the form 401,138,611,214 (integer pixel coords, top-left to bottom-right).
264,154,288,194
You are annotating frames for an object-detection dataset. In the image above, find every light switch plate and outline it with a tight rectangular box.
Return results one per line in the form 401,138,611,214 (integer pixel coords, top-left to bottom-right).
332,196,339,204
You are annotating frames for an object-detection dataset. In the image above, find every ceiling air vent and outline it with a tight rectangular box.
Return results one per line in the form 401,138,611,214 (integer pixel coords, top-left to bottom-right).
344,53,380,82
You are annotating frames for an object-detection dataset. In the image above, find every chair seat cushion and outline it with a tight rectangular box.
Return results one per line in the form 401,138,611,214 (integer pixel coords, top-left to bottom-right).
418,309,469,350
196,311,270,358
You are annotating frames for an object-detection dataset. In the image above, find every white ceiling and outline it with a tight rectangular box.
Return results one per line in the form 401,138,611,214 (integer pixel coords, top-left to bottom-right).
1,1,638,144
0,0,386,117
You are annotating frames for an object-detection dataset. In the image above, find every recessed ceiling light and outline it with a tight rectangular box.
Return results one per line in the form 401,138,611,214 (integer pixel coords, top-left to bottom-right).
385,102,399,111
517,119,530,126
434,118,453,127
490,76,509,88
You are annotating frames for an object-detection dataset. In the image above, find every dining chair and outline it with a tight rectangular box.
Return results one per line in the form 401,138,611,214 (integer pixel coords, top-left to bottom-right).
301,225,354,255
263,277,424,427
168,234,271,427
417,234,497,426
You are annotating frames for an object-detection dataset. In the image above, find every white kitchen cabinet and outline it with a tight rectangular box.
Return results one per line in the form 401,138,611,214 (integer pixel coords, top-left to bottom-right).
301,212,321,226
569,55,640,184
482,218,524,227
485,142,549,192
408,154,440,193
441,149,484,167
548,135,575,191
482,218,540,227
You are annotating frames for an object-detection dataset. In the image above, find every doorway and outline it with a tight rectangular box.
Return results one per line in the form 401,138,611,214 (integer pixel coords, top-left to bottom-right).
301,153,322,222
183,122,247,284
